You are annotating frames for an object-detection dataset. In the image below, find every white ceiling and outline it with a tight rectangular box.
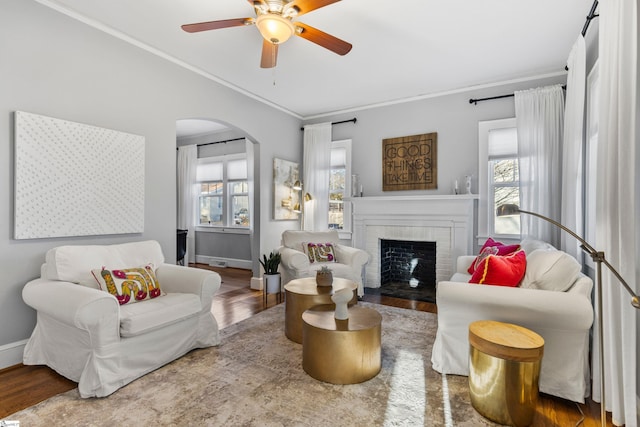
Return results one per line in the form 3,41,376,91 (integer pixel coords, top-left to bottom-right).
39,0,594,120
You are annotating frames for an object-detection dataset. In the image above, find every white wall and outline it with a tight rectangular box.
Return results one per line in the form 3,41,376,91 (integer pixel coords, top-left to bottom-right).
305,75,566,199
0,0,300,366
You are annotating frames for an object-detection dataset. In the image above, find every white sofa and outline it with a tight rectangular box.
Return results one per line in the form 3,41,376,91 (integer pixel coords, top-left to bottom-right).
278,230,370,296
431,239,594,403
22,240,221,398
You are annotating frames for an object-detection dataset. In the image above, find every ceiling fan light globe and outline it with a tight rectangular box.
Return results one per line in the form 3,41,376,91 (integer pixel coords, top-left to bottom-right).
256,14,295,44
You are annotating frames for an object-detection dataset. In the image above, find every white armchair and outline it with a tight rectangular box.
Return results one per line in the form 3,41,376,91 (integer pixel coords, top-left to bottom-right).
22,240,221,398
278,230,370,296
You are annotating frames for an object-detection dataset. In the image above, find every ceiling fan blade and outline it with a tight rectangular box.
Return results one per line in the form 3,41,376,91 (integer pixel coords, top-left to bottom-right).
285,0,341,17
295,22,352,56
181,18,253,33
260,40,278,68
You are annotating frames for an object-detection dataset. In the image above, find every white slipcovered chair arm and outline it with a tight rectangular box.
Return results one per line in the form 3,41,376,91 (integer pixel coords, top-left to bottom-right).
23,278,120,339
456,255,476,274
335,245,370,268
279,246,310,270
436,281,594,330
155,264,220,308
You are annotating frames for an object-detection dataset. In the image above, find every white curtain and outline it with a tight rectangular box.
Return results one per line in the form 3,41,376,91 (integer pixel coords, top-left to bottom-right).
177,145,197,263
515,85,565,248
302,122,332,231
593,1,638,425
561,36,586,260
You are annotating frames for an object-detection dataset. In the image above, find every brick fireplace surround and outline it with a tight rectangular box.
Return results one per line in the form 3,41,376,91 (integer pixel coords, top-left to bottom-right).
350,195,477,290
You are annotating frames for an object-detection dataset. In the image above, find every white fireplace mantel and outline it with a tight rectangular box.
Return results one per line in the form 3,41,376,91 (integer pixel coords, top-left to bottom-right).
349,194,478,288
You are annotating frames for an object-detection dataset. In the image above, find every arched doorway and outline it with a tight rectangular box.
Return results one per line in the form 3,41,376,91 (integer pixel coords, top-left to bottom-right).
176,118,261,277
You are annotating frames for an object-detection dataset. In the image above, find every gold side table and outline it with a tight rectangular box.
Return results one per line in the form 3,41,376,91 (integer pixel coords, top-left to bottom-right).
284,277,357,344
302,304,382,384
468,320,544,427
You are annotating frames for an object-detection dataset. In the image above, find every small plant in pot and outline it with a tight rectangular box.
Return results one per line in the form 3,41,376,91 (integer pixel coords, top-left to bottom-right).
260,251,281,293
316,265,333,287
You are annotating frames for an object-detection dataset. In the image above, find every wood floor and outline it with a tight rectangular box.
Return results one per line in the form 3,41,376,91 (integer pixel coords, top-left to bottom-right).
0,265,614,426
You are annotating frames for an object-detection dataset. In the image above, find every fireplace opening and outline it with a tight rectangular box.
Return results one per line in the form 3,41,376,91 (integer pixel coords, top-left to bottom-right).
378,239,437,302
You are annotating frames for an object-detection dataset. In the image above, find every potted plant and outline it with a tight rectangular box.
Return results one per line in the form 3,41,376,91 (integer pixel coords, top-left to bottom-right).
260,251,281,294
315,265,333,287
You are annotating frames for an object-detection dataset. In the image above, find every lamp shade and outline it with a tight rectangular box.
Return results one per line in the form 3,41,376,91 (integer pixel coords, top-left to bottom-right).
292,180,302,190
256,14,295,44
496,203,521,217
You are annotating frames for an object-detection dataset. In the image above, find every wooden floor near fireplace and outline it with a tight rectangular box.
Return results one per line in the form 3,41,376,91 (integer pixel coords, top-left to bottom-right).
0,265,613,426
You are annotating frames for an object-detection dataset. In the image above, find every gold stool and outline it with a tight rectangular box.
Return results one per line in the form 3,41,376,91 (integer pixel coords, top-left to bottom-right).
468,320,544,427
302,305,381,384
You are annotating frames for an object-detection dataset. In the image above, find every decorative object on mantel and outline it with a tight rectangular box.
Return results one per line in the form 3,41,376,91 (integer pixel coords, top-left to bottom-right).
382,132,437,191
316,265,333,286
14,111,145,239
331,288,353,320
465,175,472,194
351,174,360,197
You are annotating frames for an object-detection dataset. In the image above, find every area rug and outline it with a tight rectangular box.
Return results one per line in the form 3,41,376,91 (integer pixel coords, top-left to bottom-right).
4,303,499,426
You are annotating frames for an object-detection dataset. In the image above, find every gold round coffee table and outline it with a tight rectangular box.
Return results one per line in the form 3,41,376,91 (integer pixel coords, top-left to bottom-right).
284,277,357,344
302,304,382,384
468,320,544,427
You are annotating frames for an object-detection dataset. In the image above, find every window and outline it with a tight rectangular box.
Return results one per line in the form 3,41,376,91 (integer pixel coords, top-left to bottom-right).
196,154,249,228
328,140,352,234
478,119,520,240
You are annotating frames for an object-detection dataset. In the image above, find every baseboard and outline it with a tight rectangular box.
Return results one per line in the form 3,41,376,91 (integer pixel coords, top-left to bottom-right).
195,255,252,270
0,339,27,370
250,277,263,290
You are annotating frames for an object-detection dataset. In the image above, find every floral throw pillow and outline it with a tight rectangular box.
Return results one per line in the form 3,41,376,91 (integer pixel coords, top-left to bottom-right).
303,242,337,263
467,237,521,274
92,264,163,305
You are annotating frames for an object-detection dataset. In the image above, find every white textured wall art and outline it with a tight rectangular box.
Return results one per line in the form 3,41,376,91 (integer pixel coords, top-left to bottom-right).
14,111,145,239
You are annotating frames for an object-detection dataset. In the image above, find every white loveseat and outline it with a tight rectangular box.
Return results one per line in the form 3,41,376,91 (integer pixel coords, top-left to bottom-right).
22,240,221,398
431,239,594,403
278,230,370,296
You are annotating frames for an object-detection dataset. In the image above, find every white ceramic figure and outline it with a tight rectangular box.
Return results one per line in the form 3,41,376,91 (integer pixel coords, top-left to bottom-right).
331,288,353,320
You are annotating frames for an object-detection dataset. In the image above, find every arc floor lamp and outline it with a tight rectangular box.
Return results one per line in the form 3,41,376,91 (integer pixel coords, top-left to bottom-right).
497,204,640,427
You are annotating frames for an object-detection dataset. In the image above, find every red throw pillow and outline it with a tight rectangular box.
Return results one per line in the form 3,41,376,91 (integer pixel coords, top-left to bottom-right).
469,251,527,287
468,238,521,274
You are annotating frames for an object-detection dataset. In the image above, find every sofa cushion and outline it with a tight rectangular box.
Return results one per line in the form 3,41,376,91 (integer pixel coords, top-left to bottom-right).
468,238,520,274
92,264,163,305
282,230,339,250
520,249,581,292
469,251,527,287
303,242,337,263
119,293,201,337
520,238,556,254
43,240,165,289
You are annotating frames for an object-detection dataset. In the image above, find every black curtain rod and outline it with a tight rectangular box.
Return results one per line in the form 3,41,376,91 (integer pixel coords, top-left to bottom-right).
471,1,599,105
469,85,566,105
300,117,357,131
176,136,246,150
581,0,599,37
566,0,599,70
197,137,245,148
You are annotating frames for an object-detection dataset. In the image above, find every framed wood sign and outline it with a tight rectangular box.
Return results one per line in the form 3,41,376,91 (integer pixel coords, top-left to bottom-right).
382,132,437,191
